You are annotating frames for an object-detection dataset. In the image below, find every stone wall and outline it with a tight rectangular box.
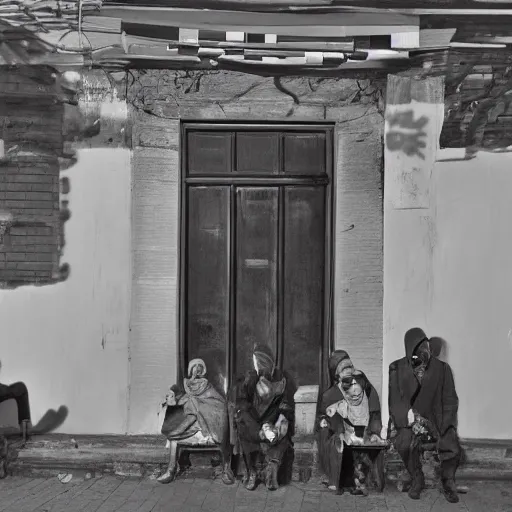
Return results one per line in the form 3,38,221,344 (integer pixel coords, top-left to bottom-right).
127,70,385,434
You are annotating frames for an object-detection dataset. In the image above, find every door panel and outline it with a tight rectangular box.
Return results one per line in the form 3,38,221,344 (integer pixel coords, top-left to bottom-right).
283,133,326,175
235,187,279,373
182,125,332,391
187,131,233,174
187,186,230,393
283,186,325,386
236,132,280,174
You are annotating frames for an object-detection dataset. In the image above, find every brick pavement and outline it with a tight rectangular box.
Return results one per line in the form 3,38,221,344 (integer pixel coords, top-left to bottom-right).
0,475,511,512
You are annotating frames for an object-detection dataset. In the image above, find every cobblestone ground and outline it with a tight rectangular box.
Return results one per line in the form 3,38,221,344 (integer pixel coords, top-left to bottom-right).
0,476,511,512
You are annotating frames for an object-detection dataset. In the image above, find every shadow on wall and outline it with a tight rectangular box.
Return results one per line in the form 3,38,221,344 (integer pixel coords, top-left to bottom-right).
429,336,448,362
428,336,467,464
32,405,69,435
0,401,69,436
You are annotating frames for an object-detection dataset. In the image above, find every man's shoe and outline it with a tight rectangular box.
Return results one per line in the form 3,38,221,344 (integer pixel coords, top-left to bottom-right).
221,464,236,485
265,460,279,491
245,470,258,491
407,472,425,500
157,468,177,484
442,479,460,503
351,485,369,497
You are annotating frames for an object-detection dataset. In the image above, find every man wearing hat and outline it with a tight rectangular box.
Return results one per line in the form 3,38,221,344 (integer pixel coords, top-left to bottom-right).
388,328,461,503
232,344,296,491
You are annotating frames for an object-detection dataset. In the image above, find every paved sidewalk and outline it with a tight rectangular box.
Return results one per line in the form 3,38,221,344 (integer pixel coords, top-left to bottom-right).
0,476,511,512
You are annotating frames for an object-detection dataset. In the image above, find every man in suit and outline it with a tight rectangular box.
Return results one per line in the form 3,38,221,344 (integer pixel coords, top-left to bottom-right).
388,328,461,503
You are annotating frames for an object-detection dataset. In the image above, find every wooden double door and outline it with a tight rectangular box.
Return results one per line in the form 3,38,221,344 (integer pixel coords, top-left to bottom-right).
180,123,334,394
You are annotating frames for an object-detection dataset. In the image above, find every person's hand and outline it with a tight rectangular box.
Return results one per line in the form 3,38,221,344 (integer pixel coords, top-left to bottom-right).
346,432,363,446
320,419,328,428
326,404,337,417
336,400,348,419
265,430,276,442
407,409,415,426
262,424,276,442
369,433,382,444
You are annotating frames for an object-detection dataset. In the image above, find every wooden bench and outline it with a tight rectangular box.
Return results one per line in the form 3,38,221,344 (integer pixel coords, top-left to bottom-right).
339,443,389,493
174,442,224,478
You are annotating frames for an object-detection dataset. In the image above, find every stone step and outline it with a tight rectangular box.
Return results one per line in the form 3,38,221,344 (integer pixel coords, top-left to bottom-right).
4,434,512,484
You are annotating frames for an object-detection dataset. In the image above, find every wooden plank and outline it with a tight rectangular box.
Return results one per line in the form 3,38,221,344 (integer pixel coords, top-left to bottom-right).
100,0,512,12
391,30,420,49
82,16,122,33
419,28,456,48
141,36,355,52
216,54,410,76
100,5,419,28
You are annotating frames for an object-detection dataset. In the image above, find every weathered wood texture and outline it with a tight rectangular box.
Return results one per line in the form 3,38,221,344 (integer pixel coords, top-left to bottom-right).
128,69,384,399
102,0,512,11
129,118,180,434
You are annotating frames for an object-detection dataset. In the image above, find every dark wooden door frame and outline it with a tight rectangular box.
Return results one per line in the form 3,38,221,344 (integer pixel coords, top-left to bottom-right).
178,121,336,393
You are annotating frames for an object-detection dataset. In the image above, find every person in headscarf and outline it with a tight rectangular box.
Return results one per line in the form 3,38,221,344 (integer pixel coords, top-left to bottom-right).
315,350,383,495
231,344,296,491
388,328,461,503
158,358,234,484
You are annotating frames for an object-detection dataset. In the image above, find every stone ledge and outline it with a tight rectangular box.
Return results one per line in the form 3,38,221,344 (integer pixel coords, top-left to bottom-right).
5,434,512,483
294,385,319,404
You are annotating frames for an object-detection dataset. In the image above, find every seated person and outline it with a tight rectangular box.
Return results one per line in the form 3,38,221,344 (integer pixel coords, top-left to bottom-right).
0,360,32,441
231,344,295,491
316,350,384,495
388,328,461,503
158,358,234,484
0,382,31,440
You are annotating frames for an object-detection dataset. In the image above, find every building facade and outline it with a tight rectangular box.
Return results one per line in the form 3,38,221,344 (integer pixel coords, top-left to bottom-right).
1,2,512,443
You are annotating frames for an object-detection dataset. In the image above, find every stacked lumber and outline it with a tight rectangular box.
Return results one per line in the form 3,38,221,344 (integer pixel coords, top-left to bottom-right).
88,4,512,72
2,0,512,75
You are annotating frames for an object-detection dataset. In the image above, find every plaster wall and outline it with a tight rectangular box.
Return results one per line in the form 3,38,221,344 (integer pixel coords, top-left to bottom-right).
0,148,132,434
383,149,512,439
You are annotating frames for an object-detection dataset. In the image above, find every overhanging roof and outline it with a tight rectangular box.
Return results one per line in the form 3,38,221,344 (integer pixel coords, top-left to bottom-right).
2,1,512,76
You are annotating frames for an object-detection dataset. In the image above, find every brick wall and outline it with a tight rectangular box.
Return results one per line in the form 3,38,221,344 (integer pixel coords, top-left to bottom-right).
0,87,64,287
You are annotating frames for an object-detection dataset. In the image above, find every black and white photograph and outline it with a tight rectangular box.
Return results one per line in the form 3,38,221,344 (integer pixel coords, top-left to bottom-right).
0,1,511,510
